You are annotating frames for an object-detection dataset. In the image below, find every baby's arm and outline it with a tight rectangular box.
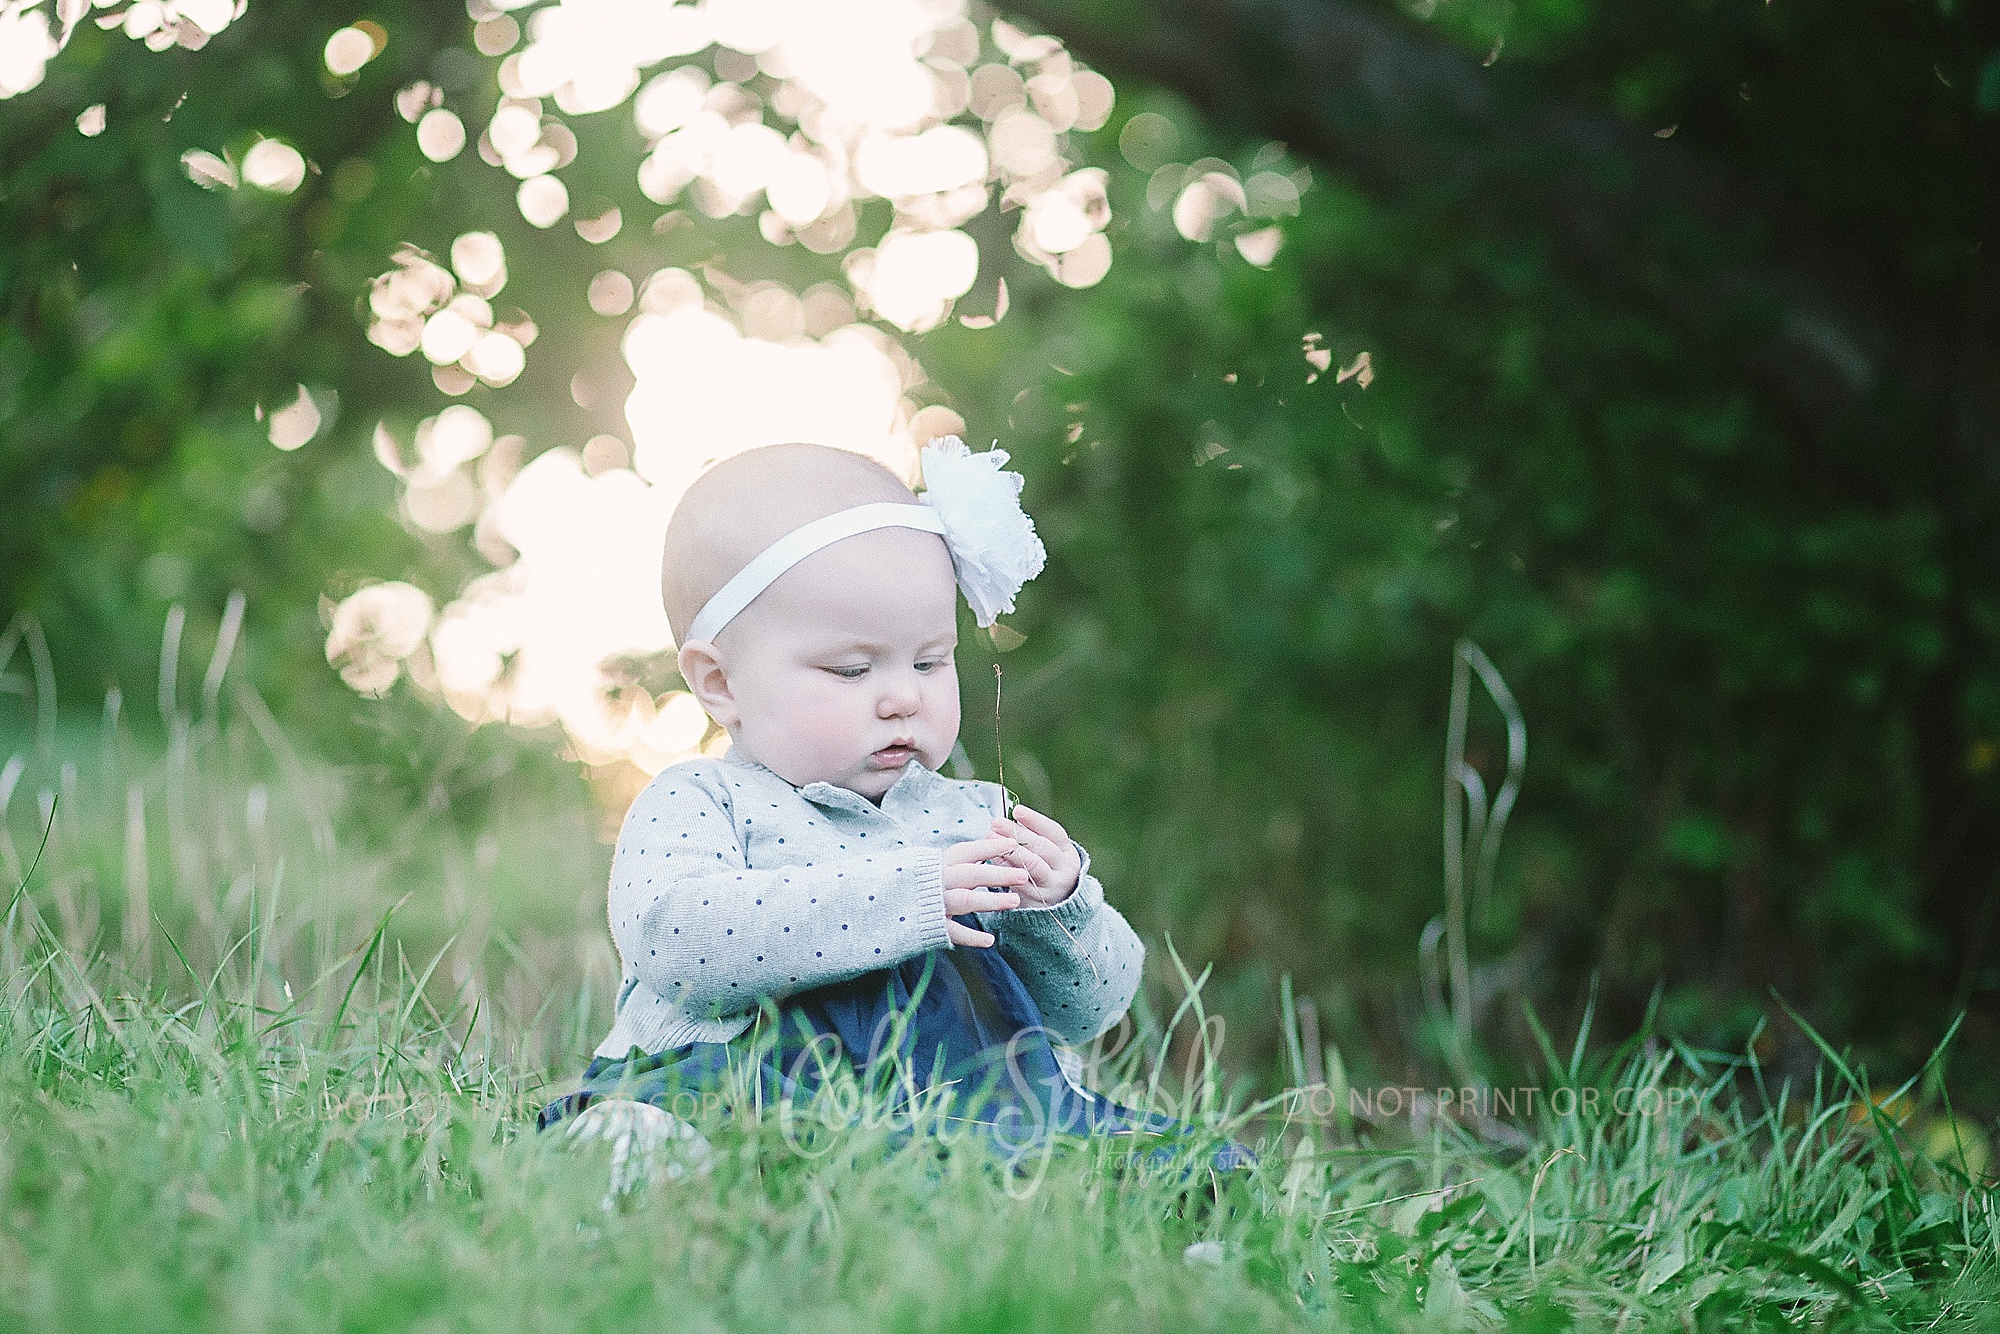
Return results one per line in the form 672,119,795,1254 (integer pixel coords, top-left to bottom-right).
993,839,1145,1045
608,769,951,1025
967,793,1145,1045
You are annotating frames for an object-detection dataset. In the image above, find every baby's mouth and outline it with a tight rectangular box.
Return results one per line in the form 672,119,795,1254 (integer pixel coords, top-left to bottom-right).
872,743,916,767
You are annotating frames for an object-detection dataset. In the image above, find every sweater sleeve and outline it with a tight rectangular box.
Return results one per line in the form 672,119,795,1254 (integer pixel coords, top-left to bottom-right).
607,768,953,1026
989,838,1146,1045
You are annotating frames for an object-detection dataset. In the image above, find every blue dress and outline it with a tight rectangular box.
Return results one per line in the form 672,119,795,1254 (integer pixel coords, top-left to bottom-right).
538,937,1255,1176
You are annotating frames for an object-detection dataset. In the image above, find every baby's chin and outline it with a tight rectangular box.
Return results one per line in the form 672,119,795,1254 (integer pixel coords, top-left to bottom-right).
850,747,930,792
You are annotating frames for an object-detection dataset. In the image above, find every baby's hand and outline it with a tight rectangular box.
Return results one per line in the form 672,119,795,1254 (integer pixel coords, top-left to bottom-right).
939,836,1029,948
989,804,1082,907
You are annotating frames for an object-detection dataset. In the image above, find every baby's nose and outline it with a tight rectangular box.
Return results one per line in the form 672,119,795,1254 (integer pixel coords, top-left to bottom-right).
878,670,923,713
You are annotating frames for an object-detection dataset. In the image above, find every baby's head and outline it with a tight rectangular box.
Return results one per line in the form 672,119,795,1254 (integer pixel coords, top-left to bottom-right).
666,443,961,804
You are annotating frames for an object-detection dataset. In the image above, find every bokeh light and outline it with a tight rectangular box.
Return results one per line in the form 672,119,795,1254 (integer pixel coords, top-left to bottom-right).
0,7,57,99
324,26,377,77
338,0,1143,771
242,138,306,193
417,107,467,162
325,581,434,697
1235,225,1283,268
180,147,237,190
4,0,242,99
485,0,1125,328
261,385,325,450
366,240,534,391
340,270,960,771
516,173,569,227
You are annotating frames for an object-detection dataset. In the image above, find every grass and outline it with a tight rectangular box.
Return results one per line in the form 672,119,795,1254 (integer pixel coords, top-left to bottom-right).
0,672,1996,1329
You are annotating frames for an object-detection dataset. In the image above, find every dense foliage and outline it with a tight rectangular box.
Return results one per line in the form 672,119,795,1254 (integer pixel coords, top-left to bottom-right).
958,0,2000,1093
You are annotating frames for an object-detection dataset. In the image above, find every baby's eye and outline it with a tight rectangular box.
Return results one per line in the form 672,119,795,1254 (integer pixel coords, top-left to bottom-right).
915,660,940,673
825,665,868,680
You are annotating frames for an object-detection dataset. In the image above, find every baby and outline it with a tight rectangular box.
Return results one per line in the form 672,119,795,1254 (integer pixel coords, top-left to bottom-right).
540,438,1239,1169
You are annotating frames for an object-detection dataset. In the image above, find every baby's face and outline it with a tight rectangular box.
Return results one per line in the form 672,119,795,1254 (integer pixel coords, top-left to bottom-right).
715,527,961,804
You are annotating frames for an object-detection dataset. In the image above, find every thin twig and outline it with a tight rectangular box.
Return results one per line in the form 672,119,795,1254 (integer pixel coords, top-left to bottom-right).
993,662,1011,818
992,657,1099,984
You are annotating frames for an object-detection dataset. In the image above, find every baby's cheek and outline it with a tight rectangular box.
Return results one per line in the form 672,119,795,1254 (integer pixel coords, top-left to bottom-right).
938,672,961,706
929,676,961,735
796,681,870,750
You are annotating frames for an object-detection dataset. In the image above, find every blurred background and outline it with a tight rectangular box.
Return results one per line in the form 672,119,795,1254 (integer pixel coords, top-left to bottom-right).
2,0,1997,1113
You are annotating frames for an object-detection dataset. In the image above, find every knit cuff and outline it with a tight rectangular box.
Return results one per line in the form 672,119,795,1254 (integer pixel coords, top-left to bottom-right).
902,845,953,953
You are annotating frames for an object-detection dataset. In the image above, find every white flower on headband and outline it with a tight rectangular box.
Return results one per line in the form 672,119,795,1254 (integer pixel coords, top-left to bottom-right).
919,435,1047,627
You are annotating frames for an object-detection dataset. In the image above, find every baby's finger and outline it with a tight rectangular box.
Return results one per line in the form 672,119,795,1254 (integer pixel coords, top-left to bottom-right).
943,862,1030,893
944,887,1021,915
1008,804,1070,844
946,919,996,949
943,836,1024,865
991,816,1062,865
998,841,1056,883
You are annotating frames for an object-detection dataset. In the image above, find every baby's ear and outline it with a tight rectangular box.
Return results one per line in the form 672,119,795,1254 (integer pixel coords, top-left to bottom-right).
677,641,738,728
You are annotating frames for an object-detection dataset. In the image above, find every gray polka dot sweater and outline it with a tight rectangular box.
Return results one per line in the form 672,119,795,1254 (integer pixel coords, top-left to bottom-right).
592,745,1146,1061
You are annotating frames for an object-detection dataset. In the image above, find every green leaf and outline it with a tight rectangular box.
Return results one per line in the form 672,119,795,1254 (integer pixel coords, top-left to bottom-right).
1638,1230,1688,1294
